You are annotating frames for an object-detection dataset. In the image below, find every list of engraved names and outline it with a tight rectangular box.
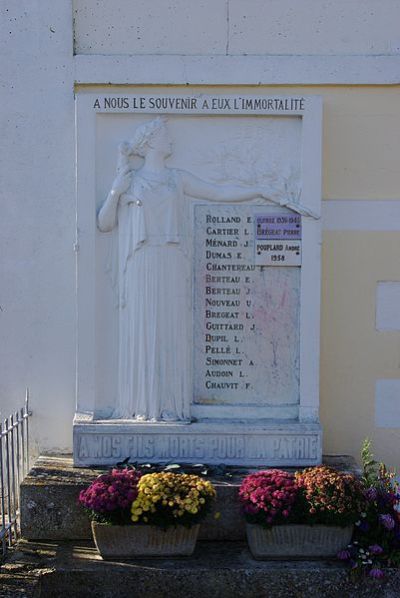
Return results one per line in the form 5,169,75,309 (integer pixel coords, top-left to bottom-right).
193,204,301,406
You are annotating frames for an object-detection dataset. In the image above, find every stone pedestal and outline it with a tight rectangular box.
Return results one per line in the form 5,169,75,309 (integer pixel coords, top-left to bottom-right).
73,418,322,467
21,455,358,542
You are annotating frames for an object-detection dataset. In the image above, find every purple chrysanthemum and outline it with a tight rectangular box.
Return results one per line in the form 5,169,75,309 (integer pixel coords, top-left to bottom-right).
379,514,395,530
337,549,351,560
369,567,385,579
364,487,378,502
369,544,384,555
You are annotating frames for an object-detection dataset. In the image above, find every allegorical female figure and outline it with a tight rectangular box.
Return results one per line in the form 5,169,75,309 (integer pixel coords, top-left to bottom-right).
98,117,303,422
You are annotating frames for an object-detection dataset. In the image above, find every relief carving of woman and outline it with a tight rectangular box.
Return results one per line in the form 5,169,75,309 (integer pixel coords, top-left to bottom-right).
97,117,298,422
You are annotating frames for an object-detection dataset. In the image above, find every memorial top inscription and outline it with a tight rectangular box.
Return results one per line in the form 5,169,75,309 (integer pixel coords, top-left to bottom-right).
91,94,307,115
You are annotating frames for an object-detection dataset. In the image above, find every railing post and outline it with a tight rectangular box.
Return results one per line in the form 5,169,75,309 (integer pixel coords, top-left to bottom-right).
4,417,12,546
10,413,17,539
15,410,21,518
0,422,6,557
25,388,30,473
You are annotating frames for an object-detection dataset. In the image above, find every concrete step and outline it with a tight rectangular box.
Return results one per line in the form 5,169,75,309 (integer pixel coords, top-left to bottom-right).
20,454,360,541
3,539,400,598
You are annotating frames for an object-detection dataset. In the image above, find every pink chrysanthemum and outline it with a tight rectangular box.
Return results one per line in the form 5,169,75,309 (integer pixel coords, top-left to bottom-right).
239,470,298,526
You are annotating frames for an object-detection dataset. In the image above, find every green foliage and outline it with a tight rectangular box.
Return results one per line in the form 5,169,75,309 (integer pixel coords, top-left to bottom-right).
361,438,397,493
361,438,380,488
86,508,134,526
341,438,400,578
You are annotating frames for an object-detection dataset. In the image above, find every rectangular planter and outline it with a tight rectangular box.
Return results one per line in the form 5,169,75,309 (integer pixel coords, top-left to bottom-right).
92,521,200,559
246,523,353,559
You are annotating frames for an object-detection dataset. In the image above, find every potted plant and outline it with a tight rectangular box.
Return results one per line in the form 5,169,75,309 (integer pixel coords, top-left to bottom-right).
239,466,365,559
80,469,216,559
337,440,400,578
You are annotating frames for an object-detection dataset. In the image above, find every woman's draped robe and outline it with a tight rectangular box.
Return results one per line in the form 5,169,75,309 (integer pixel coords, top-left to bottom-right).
111,170,191,421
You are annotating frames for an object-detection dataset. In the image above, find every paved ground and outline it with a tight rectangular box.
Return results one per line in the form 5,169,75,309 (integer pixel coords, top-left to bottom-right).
1,539,399,597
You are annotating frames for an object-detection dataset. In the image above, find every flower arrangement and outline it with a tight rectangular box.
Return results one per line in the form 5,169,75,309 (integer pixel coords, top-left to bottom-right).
295,466,366,526
238,469,298,526
239,466,365,528
130,472,216,529
79,469,216,558
79,468,142,525
337,440,400,578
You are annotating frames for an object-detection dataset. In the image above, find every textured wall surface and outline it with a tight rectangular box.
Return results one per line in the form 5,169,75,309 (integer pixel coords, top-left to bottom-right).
73,0,400,56
0,1,75,452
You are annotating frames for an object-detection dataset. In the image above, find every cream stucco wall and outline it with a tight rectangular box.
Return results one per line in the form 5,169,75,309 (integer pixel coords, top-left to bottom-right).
244,86,400,200
319,87,400,200
321,232,400,468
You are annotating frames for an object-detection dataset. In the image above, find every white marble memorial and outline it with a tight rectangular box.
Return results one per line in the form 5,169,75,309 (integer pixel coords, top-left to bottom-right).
73,92,322,466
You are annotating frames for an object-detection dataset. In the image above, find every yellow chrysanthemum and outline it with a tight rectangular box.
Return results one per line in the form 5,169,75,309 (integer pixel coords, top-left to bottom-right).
130,472,216,526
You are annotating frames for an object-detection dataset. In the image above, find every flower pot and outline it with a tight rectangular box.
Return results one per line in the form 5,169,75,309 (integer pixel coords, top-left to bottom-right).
246,523,353,560
91,521,200,559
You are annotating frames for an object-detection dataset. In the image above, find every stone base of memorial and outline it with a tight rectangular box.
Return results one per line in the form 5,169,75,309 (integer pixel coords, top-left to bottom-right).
92,522,200,559
73,416,322,467
246,524,353,560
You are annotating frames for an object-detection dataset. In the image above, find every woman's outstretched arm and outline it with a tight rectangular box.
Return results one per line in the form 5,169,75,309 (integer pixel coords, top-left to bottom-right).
179,170,319,218
180,170,268,203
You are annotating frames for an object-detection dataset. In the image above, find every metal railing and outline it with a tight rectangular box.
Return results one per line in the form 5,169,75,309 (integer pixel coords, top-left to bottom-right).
0,389,31,558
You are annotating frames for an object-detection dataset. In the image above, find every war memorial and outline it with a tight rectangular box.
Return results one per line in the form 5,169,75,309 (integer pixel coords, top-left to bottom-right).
1,2,400,595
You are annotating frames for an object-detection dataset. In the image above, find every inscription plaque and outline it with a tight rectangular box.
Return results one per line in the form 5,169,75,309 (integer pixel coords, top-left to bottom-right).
255,213,302,266
193,204,300,409
76,426,321,466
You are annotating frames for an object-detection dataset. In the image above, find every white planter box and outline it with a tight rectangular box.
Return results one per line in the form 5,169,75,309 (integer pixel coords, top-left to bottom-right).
92,521,200,559
246,523,353,559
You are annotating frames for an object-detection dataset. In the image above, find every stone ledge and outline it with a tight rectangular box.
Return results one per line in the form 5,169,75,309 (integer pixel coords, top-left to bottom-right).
74,54,400,86
20,454,360,542
3,540,400,598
